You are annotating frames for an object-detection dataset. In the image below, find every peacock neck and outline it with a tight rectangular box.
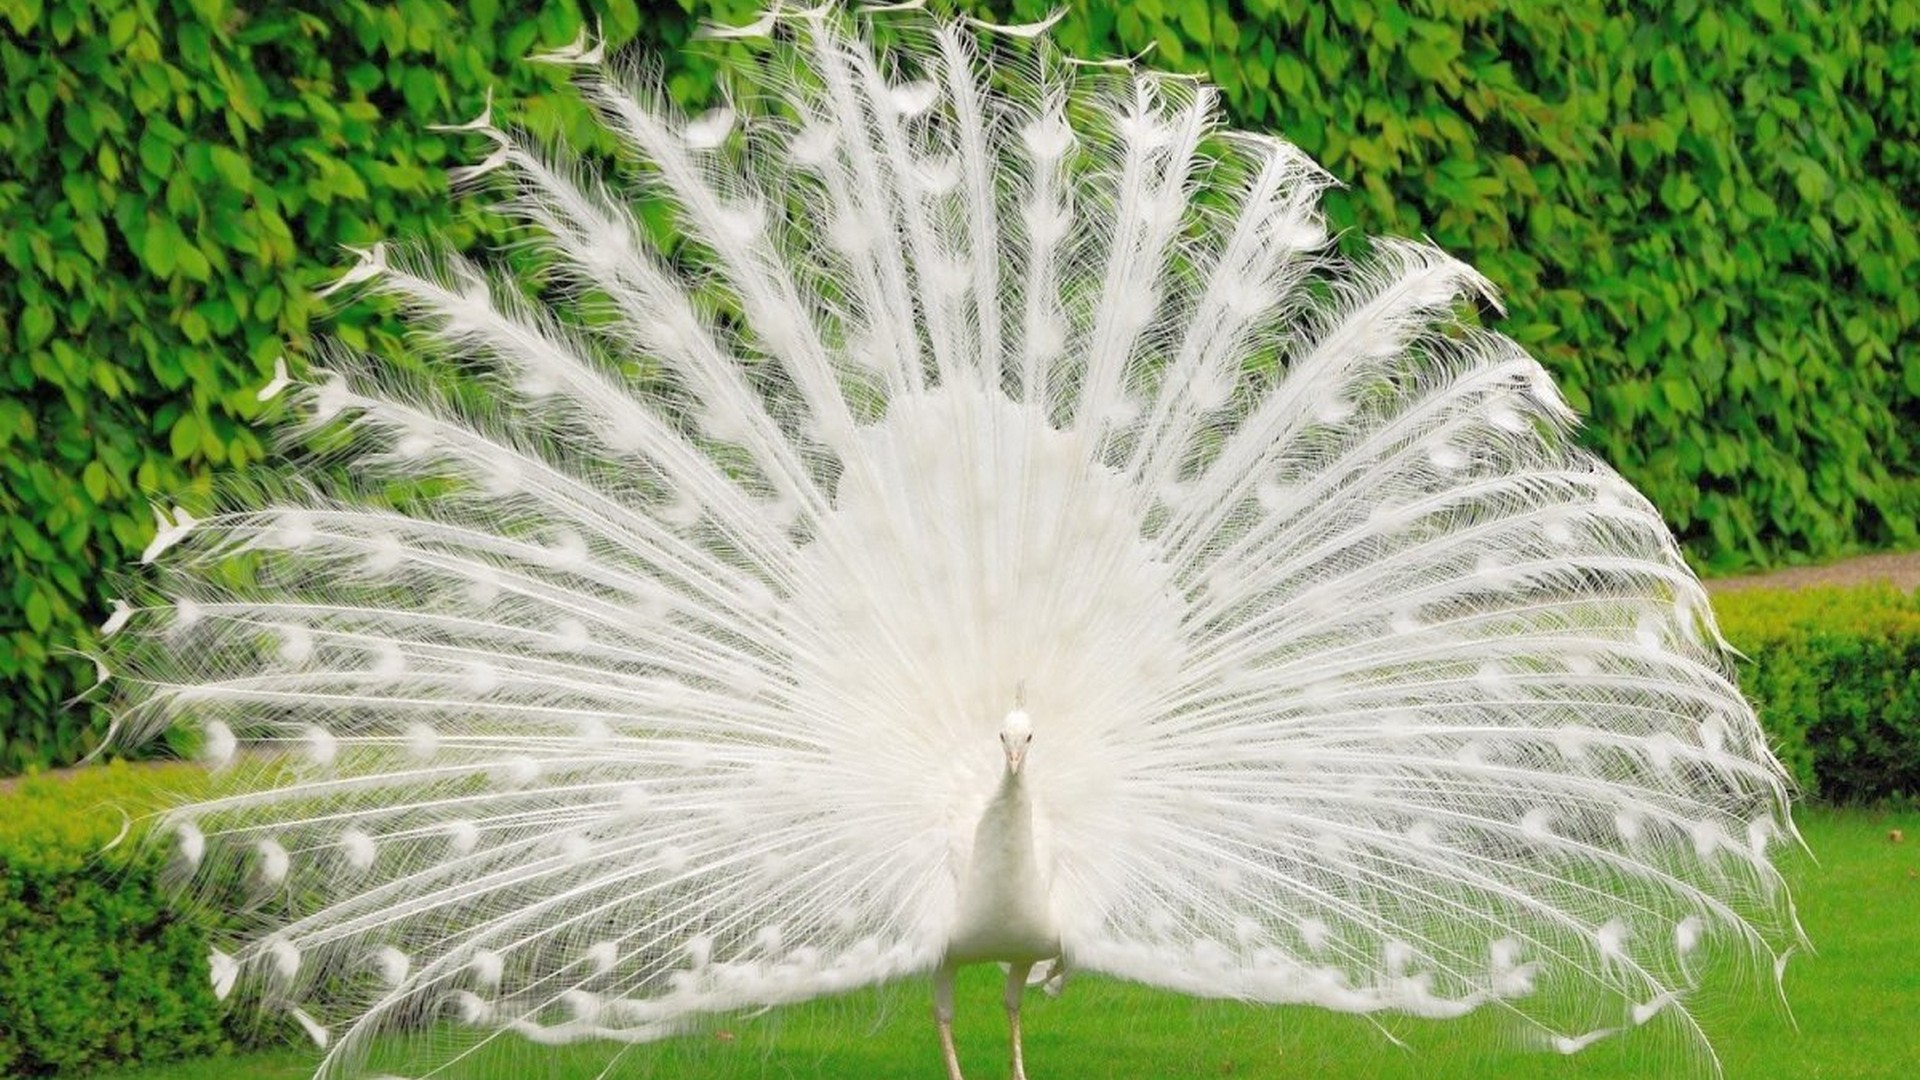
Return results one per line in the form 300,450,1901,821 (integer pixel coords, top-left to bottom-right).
997,762,1028,801
982,764,1037,851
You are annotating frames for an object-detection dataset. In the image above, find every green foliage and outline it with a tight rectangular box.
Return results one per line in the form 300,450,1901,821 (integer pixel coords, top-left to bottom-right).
1086,0,1920,572
0,762,225,1076
1717,585,1920,804
3,0,1917,772
0,0,753,774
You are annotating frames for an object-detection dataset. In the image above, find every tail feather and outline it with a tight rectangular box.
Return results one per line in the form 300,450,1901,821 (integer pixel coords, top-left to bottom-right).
105,8,1798,1077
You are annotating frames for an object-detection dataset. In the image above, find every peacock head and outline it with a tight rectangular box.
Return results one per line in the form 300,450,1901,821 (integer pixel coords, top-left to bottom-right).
999,708,1034,775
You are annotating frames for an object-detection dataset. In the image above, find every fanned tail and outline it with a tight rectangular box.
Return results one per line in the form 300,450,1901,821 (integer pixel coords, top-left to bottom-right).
105,6,1799,1077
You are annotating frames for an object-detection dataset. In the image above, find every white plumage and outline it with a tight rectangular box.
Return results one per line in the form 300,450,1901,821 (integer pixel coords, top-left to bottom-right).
107,6,1799,1078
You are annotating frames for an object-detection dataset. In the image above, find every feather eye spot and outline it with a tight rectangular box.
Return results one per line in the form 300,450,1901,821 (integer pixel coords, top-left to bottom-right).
269,938,302,984
564,989,602,1023
373,946,412,987
886,80,939,117
175,820,206,869
616,785,650,819
1298,918,1332,954
490,755,541,789
1427,442,1468,471
558,833,593,864
1675,915,1704,955
448,990,493,1025
339,828,377,872
586,941,619,974
551,617,592,650
786,123,838,168
405,721,438,761
256,837,291,885
273,510,315,550
444,819,481,856
364,531,405,574
208,950,239,1001
1553,1029,1616,1055
659,844,691,875
1690,819,1724,860
1615,810,1646,844
171,597,205,633
202,720,238,768
277,625,314,666
682,107,735,150
1519,808,1556,841
302,725,339,769
470,949,504,989
714,200,766,247
463,566,502,608
370,645,407,680
754,924,786,955
1020,116,1073,160
1594,918,1629,960
1315,396,1355,425
308,374,352,423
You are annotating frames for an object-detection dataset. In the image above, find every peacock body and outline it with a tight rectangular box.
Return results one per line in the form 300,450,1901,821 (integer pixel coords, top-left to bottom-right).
106,5,1799,1078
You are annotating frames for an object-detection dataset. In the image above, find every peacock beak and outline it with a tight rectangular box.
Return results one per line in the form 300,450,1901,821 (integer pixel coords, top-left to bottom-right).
1005,743,1028,775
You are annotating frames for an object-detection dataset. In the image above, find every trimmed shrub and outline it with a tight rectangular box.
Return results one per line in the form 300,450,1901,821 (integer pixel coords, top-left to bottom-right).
0,761,231,1076
4,0,1917,773
1718,585,1920,804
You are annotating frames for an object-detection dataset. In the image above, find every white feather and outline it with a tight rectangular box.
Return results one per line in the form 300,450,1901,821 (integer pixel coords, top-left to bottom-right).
301,724,338,768
201,720,236,768
255,838,290,885
373,947,411,987
108,9,1798,1078
339,828,377,872
268,938,301,985
208,949,238,1001
290,1007,329,1048
175,821,204,869
470,949,504,989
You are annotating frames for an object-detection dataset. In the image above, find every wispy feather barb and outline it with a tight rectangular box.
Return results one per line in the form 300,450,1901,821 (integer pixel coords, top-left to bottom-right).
111,6,1797,1078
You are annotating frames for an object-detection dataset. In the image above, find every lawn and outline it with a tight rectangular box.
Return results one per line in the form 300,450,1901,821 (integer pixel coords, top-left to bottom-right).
91,806,1917,1080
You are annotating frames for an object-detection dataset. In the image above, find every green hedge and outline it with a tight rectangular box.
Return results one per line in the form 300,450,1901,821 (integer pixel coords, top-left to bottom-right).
1717,585,1920,804
0,762,231,1076
4,0,1918,772
0,0,755,773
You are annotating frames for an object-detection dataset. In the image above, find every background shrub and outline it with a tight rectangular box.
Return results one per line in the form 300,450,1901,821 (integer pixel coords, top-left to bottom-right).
0,762,231,1076
1717,585,1920,804
3,0,1916,772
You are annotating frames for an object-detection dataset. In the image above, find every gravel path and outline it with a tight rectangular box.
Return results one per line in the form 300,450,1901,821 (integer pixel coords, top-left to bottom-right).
1705,550,1920,594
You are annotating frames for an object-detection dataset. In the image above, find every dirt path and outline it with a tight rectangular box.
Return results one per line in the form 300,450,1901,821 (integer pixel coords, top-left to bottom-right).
1705,550,1920,594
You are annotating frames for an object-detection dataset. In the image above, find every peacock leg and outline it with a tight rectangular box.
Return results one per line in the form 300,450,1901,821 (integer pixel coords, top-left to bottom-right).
1040,952,1068,996
933,963,965,1080
1005,962,1035,1080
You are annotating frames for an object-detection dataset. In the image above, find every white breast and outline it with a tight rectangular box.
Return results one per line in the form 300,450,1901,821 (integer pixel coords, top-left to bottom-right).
945,769,1060,965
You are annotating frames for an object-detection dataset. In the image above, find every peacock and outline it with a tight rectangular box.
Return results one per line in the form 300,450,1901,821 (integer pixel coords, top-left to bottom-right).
101,5,1801,1078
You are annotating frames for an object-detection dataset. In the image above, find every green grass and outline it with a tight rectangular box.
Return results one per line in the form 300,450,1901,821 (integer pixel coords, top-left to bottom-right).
92,807,1918,1080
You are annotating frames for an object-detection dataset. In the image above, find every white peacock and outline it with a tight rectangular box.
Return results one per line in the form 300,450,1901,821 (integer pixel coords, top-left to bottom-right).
104,5,1800,1079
